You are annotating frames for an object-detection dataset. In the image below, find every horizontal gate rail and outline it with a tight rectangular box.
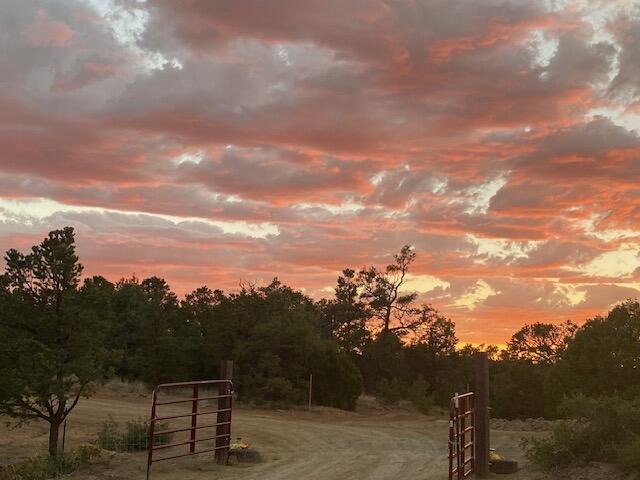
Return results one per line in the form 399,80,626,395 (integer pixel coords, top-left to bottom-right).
448,392,475,480
152,433,230,452
155,395,232,406
152,422,229,436
153,408,232,422
146,379,233,480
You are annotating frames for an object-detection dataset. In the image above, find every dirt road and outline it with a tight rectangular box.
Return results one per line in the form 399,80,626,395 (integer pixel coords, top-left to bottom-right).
0,389,536,480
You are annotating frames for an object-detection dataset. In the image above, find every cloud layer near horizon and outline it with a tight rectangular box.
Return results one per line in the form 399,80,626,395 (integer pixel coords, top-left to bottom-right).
1,0,639,343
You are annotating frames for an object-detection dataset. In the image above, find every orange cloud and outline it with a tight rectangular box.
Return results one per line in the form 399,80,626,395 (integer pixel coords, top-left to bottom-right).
0,0,638,344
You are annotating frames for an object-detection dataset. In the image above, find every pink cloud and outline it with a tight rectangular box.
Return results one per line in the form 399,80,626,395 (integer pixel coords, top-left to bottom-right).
22,9,73,48
0,0,639,344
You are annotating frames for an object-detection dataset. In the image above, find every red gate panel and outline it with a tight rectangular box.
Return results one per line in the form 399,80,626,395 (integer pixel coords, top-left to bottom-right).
146,379,233,479
448,392,475,480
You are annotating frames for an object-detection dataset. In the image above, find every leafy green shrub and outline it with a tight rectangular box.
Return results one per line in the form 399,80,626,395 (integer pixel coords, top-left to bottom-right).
374,378,403,405
523,395,640,474
122,418,169,451
257,377,300,408
522,422,578,471
96,416,172,451
308,342,363,410
96,416,120,450
75,444,103,463
407,375,433,414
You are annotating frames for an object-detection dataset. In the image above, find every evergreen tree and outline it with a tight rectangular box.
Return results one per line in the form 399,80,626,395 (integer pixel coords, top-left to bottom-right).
0,228,105,455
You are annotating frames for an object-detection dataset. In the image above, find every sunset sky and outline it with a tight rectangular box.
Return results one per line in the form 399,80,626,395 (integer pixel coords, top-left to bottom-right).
1,0,639,344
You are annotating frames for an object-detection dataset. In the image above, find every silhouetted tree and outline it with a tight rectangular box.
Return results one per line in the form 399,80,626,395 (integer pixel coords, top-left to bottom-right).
412,306,458,355
318,269,371,356
0,228,105,455
357,245,422,335
550,301,640,398
180,286,223,336
504,321,577,364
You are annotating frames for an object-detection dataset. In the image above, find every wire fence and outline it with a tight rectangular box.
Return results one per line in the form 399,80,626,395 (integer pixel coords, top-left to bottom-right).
0,380,238,480
59,382,230,455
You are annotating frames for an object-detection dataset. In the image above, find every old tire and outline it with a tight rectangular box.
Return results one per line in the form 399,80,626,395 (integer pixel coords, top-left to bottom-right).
490,459,518,474
228,448,261,463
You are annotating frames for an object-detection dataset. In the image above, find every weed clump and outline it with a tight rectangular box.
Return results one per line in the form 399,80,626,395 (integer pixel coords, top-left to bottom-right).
96,416,172,451
0,447,101,480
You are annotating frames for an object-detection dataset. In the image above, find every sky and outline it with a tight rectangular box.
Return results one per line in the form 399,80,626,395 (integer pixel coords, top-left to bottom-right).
1,0,640,344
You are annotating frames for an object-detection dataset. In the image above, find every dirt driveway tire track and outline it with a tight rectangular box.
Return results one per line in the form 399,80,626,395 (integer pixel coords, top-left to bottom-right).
0,391,535,480
223,413,448,480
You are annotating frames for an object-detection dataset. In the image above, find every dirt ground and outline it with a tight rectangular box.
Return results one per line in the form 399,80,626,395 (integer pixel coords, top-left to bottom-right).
0,387,563,480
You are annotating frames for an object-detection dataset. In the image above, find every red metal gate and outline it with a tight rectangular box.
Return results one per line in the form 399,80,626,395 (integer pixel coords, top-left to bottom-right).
448,392,475,480
146,379,233,479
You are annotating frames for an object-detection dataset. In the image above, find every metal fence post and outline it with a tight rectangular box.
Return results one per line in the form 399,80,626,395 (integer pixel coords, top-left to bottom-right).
474,352,490,477
146,388,157,480
190,384,198,453
215,360,233,465
460,395,466,473
470,394,475,473
454,393,461,478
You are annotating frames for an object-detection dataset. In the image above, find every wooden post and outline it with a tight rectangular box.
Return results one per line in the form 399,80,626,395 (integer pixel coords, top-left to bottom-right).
474,352,490,477
308,373,313,410
215,360,233,465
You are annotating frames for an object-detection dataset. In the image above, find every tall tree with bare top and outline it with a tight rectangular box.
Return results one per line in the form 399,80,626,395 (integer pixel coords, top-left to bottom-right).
0,227,105,456
357,245,433,336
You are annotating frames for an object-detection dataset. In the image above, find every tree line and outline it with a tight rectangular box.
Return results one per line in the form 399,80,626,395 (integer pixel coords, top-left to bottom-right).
0,227,638,456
